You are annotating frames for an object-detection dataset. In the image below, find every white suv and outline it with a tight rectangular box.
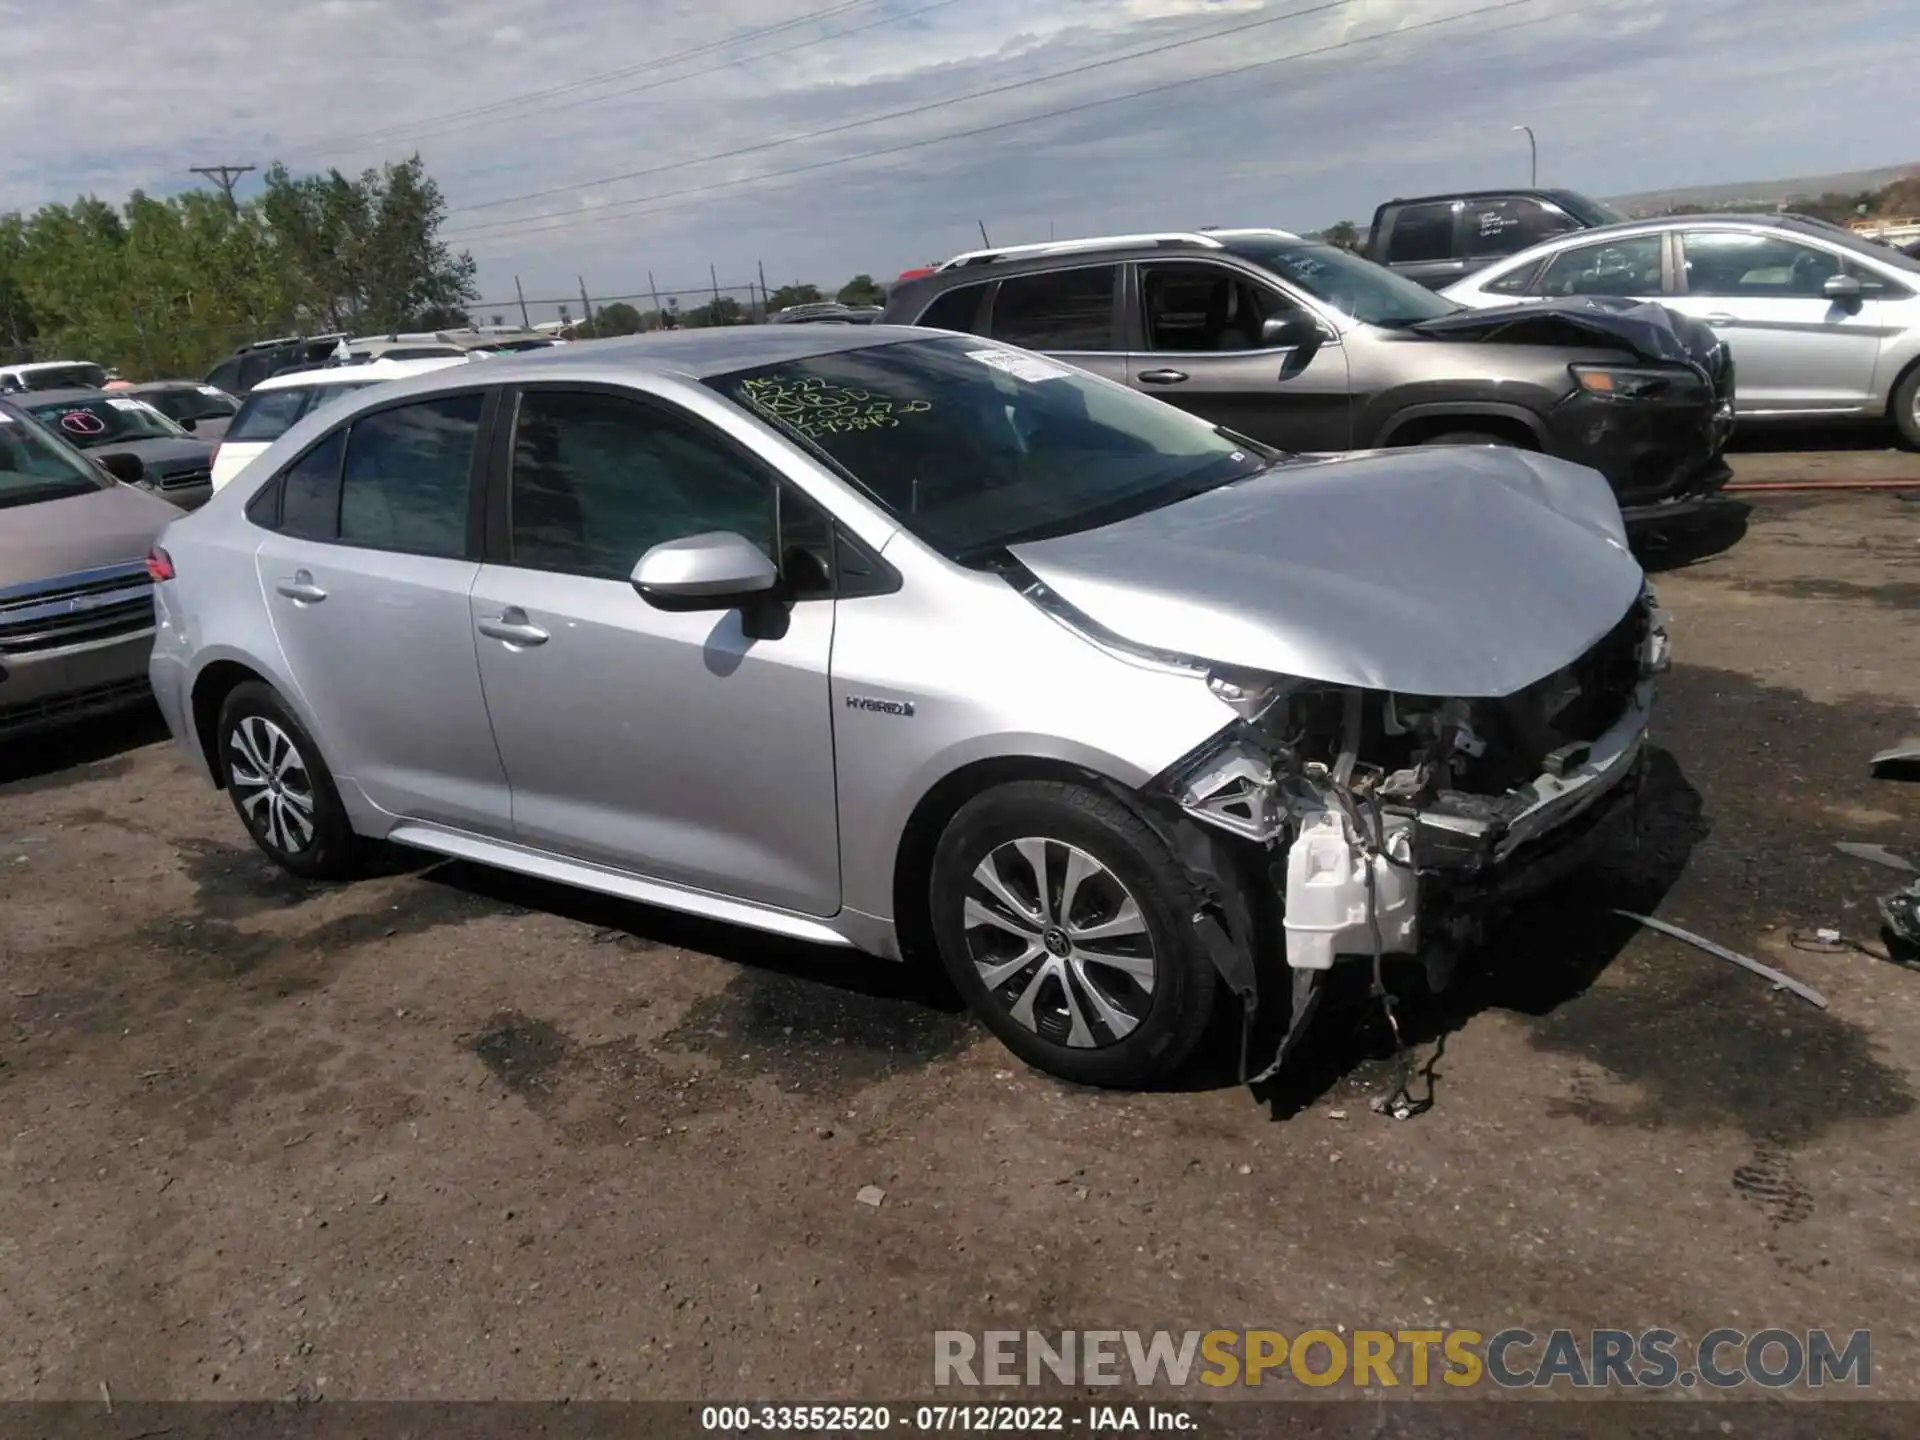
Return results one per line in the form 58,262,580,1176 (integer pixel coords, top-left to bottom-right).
210,355,477,491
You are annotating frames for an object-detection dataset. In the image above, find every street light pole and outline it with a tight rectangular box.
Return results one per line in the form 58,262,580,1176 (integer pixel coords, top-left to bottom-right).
1512,125,1537,186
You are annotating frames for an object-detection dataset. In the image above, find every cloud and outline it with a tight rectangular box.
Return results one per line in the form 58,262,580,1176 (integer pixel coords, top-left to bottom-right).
0,0,1912,318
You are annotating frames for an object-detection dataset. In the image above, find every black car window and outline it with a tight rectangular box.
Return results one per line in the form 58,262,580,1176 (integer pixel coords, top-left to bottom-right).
142,387,238,423
22,395,185,449
1383,203,1457,263
280,430,348,540
339,393,484,558
1138,263,1283,352
1484,257,1547,296
0,407,112,508
1537,235,1664,298
507,389,778,583
916,282,989,333
987,266,1117,351
227,387,316,443
205,359,245,394
1681,231,1843,298
1465,198,1580,259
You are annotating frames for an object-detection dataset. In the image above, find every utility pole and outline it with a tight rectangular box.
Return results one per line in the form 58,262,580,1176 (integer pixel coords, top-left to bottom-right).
710,264,722,309
190,164,255,213
758,259,770,315
1511,125,1537,186
513,276,532,331
577,276,595,338
648,271,665,328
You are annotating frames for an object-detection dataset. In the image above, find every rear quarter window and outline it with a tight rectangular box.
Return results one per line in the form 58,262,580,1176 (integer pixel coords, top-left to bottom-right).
1382,203,1457,264
915,283,989,333
225,387,315,443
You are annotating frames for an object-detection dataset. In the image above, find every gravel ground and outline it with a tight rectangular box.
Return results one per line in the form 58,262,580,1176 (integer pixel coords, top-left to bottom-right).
2,447,1919,1405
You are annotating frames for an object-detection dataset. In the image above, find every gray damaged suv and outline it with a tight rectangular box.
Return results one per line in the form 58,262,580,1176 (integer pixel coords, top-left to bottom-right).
150,327,1667,1088
883,229,1735,522
1,400,178,742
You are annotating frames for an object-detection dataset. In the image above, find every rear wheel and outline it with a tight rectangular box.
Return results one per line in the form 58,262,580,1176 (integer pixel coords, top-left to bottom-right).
217,682,356,881
929,780,1216,1088
1894,365,1920,451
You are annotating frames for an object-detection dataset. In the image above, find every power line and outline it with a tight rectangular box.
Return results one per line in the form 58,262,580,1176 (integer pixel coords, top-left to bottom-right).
448,0,1357,219
293,0,968,163
451,0,1556,248
276,0,878,163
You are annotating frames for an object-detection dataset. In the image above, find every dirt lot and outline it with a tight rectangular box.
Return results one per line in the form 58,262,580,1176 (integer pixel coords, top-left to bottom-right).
4,447,1920,1405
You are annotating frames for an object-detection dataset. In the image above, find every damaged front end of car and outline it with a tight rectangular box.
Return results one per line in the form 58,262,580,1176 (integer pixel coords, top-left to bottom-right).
1151,584,1669,1083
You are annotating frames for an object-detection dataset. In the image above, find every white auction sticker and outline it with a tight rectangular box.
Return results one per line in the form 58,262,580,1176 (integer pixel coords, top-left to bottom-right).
197,384,227,397
967,348,1072,383
107,397,145,412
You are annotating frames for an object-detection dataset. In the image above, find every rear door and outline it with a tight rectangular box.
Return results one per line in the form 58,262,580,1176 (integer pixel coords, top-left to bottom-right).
977,264,1130,387
1667,229,1886,414
466,384,841,915
251,387,513,834
1126,260,1351,452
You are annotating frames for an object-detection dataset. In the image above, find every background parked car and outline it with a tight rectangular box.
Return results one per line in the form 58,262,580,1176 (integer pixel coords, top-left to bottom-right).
1366,189,1629,290
120,380,241,441
883,228,1735,522
202,334,349,397
1439,213,1920,445
0,398,177,741
14,389,215,510
0,359,111,394
211,354,477,490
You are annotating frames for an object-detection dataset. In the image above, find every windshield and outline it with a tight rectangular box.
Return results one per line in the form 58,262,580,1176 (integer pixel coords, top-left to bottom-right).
1222,237,1460,328
139,385,238,423
0,405,111,507
707,335,1270,561
22,394,186,449
226,381,375,443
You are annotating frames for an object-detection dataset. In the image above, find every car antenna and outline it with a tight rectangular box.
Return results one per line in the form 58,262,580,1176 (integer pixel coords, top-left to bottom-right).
978,219,992,248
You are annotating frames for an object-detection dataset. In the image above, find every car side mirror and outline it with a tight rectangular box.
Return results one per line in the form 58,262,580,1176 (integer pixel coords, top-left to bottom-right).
1261,313,1320,349
631,531,780,609
97,451,147,485
1823,274,1864,303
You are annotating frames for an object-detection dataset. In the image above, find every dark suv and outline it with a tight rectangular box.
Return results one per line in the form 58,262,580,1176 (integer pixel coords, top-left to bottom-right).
1367,190,1629,290
881,229,1735,523
203,334,348,397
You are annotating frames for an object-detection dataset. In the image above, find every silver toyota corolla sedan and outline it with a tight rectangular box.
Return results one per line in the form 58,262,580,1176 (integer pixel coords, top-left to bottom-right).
148,326,1667,1088
1442,213,1920,446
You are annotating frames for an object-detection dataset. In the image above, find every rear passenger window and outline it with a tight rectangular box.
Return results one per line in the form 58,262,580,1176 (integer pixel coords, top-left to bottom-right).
226,387,312,443
339,393,484,558
915,283,988,333
281,430,347,540
1465,198,1580,258
1384,203,1457,263
988,266,1117,350
1538,235,1664,298
1484,258,1547,296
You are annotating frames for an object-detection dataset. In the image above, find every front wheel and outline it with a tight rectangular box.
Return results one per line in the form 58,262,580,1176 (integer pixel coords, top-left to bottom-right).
1894,365,1920,451
217,681,356,881
929,780,1216,1088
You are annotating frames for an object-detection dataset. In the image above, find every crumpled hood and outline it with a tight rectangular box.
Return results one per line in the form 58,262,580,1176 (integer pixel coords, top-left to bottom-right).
1009,447,1646,698
1412,295,1722,375
0,483,176,589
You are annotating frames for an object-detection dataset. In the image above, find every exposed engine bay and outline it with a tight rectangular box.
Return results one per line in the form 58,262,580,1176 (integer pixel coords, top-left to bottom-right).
1151,584,1668,1079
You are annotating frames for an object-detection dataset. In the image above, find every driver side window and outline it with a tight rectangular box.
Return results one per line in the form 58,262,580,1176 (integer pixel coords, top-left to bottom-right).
506,389,782,585
1138,262,1289,352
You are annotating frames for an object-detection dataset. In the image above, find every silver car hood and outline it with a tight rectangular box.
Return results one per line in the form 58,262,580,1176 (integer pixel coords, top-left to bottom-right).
1009,447,1646,698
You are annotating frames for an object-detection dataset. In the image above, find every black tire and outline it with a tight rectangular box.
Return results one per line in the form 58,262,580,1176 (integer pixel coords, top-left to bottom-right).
1421,430,1519,448
1894,365,1920,451
216,681,356,881
929,780,1217,1088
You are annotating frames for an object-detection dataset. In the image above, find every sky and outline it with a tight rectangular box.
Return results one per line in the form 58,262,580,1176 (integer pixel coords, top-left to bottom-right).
1,0,1915,322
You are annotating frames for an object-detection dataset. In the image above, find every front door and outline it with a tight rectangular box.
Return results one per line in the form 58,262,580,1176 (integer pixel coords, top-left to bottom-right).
978,263,1132,387
1127,261,1352,451
1668,230,1884,415
468,385,842,917
253,391,512,834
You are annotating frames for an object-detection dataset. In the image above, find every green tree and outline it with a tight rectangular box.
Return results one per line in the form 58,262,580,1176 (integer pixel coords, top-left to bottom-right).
1318,220,1360,252
594,301,646,335
685,295,744,327
836,273,885,307
767,282,823,311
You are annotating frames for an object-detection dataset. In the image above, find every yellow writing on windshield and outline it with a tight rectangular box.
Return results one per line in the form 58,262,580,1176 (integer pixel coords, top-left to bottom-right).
739,374,930,439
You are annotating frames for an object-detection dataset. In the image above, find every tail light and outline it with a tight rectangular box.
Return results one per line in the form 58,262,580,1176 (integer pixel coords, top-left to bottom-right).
897,265,937,281
146,546,175,582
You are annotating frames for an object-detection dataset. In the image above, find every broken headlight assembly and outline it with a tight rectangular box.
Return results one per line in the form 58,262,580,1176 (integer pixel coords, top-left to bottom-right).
1569,363,1709,402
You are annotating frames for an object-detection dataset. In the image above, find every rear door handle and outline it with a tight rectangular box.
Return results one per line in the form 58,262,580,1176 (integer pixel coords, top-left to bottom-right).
1137,369,1189,385
477,607,550,647
274,570,326,604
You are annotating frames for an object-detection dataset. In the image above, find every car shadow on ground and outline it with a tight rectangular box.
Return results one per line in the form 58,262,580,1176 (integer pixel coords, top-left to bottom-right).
0,703,172,790
1634,500,1751,573
1247,746,1707,1119
1727,423,1900,454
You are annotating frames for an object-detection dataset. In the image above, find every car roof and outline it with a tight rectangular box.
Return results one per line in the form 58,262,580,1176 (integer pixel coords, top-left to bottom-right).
250,355,474,392
122,379,211,392
0,359,103,375
1498,212,1852,244
418,325,928,382
1380,187,1596,207
14,387,117,407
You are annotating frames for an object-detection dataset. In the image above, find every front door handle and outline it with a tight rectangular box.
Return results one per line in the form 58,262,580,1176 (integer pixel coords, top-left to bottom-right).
275,570,326,604
477,608,550,647
1136,369,1189,385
